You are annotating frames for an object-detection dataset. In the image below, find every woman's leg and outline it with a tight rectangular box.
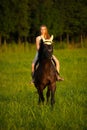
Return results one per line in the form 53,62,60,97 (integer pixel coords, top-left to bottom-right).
52,55,64,81
31,52,38,83
52,55,60,73
32,63,35,73
32,52,38,73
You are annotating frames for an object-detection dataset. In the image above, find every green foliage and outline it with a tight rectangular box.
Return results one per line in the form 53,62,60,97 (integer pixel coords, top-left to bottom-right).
0,0,30,43
0,44,87,130
0,0,12,38
15,0,29,37
0,0,87,43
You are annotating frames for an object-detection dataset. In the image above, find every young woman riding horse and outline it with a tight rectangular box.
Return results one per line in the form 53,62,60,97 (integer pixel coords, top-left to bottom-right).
34,36,56,106
31,25,64,82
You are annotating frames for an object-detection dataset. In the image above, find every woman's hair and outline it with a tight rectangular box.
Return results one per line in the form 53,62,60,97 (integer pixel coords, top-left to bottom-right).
40,25,50,39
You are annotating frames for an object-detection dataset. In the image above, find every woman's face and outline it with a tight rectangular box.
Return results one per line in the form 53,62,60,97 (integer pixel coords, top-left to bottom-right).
40,26,47,35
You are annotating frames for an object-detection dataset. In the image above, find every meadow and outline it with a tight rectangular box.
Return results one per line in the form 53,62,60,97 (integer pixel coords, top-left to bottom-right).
0,44,87,130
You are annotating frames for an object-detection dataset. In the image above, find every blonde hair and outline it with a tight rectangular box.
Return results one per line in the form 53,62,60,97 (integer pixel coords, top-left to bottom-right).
40,25,50,39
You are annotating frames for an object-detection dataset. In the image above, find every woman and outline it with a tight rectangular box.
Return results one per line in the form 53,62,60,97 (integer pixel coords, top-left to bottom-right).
31,25,64,82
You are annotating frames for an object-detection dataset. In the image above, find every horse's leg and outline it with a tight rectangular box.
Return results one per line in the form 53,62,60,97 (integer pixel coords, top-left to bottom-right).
38,94,41,104
38,87,45,104
37,90,42,104
50,83,56,107
40,91,45,104
46,86,50,104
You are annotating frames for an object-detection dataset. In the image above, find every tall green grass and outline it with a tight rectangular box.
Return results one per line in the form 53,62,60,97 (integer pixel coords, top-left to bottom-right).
0,44,87,130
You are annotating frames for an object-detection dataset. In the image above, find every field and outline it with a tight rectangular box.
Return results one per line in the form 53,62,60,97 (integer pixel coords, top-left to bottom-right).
0,44,87,130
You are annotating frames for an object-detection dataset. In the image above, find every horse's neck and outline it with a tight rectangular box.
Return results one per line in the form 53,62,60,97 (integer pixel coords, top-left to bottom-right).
39,59,51,66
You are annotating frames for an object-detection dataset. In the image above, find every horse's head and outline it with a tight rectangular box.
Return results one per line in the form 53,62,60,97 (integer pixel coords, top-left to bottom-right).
38,35,53,60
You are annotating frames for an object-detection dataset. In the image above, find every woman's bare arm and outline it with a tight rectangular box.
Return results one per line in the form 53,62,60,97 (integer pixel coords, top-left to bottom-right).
36,36,41,51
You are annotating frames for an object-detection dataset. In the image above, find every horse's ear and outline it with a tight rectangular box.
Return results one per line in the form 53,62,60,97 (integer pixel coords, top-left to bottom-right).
41,37,46,43
40,39,44,47
42,37,45,42
40,35,53,45
50,35,54,42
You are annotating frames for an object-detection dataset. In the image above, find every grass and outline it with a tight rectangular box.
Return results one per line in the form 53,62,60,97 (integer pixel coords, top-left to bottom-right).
0,44,87,130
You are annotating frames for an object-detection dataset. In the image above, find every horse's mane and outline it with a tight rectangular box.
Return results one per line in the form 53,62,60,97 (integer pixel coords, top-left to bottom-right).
38,38,53,61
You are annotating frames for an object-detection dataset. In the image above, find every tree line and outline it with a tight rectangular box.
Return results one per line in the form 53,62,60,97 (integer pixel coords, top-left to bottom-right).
0,0,87,45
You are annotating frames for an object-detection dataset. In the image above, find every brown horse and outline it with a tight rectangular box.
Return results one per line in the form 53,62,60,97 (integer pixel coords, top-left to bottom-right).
34,36,57,107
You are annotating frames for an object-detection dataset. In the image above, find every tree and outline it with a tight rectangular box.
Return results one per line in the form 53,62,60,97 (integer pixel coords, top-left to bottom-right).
14,0,30,44
28,0,40,42
0,0,12,44
0,0,87,45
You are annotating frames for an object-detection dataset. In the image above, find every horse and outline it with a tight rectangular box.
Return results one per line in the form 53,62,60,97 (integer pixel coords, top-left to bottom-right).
34,35,57,107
